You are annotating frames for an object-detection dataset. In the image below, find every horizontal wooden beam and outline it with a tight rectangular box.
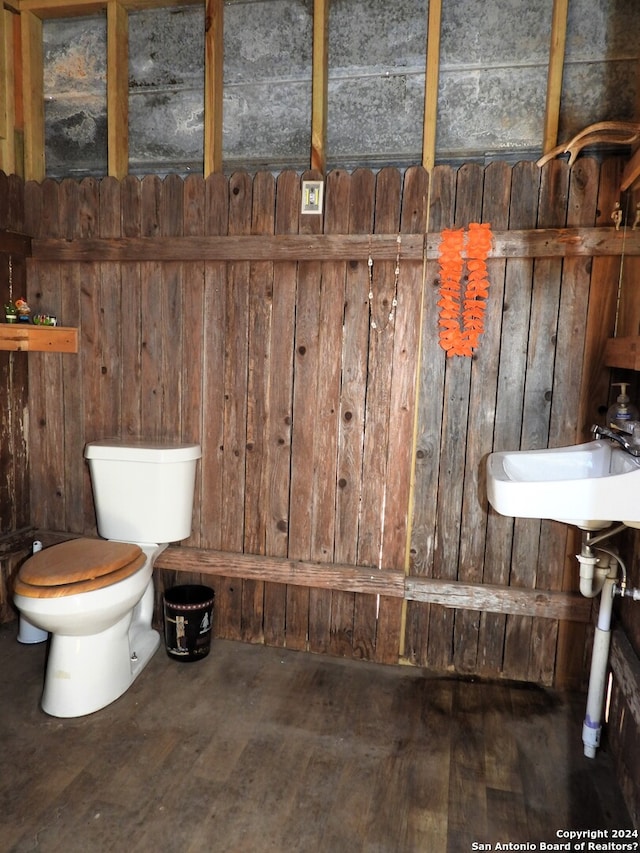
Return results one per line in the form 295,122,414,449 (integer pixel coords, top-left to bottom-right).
30,233,427,262
156,546,406,598
16,0,201,18
157,546,593,622
28,227,640,263
405,577,592,623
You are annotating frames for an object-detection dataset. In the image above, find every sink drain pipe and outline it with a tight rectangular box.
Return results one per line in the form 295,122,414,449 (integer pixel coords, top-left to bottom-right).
577,525,639,759
578,550,617,758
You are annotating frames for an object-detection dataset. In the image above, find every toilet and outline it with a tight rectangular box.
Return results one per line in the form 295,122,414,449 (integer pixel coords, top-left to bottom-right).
14,439,201,718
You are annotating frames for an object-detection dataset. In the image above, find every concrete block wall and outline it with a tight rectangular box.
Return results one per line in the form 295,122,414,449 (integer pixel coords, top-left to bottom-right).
42,0,640,178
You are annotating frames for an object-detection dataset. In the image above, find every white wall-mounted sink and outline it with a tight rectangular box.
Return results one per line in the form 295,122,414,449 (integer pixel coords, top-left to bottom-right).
487,440,640,530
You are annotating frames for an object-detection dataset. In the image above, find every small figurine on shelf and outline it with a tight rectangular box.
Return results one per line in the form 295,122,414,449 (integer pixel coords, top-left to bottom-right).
33,314,58,327
4,301,17,323
14,298,31,323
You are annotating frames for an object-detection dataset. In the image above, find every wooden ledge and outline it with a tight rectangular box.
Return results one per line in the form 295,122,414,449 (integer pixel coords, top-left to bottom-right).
0,325,78,352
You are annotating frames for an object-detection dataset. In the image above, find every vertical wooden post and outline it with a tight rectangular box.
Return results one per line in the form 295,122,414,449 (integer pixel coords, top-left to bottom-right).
0,9,16,176
0,10,7,141
422,0,442,171
310,0,328,174
204,0,223,176
107,1,128,179
21,10,44,182
542,0,568,155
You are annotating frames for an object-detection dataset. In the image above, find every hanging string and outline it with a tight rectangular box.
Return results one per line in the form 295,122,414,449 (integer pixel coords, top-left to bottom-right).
367,234,401,332
613,196,631,339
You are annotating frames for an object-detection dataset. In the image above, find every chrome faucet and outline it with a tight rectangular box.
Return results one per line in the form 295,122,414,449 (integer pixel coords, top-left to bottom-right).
591,423,640,457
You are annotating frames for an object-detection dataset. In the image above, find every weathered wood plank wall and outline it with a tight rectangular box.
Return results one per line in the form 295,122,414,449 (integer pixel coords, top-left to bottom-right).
2,160,624,686
407,157,610,686
609,626,640,826
21,166,426,667
0,173,31,621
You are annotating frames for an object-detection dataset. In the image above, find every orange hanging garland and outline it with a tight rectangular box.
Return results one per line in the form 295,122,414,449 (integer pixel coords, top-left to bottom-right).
437,222,493,357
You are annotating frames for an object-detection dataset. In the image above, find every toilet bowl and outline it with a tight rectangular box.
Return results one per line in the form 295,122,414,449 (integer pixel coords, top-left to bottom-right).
14,538,163,717
14,439,201,718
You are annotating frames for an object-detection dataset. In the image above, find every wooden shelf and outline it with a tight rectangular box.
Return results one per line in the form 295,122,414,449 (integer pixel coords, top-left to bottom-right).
604,336,640,371
0,325,78,353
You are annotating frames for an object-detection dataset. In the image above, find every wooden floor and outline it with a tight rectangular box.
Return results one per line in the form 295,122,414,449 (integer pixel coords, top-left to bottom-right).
1,622,633,853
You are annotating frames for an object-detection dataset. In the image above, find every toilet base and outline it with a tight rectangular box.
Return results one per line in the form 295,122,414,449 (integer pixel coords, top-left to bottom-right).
41,619,160,718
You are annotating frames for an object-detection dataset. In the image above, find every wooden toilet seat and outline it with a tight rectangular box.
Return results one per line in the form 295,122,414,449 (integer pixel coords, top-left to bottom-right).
15,538,146,598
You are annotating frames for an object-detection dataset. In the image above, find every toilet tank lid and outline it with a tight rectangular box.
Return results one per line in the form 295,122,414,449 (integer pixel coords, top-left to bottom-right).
84,440,202,463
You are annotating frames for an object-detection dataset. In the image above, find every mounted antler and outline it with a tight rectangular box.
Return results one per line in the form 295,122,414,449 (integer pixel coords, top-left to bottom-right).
537,120,640,167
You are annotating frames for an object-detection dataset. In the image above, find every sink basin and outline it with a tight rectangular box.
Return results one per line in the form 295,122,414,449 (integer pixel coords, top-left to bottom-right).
486,439,640,530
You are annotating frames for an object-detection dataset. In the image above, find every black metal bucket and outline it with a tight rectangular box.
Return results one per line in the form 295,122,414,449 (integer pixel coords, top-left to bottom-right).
163,585,215,662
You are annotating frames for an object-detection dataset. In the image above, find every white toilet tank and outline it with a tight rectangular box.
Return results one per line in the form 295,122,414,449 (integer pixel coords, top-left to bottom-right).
84,440,201,544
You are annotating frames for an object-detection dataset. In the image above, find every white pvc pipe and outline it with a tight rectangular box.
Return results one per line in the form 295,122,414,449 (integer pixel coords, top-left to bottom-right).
576,529,640,758
582,572,616,758
576,551,608,598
